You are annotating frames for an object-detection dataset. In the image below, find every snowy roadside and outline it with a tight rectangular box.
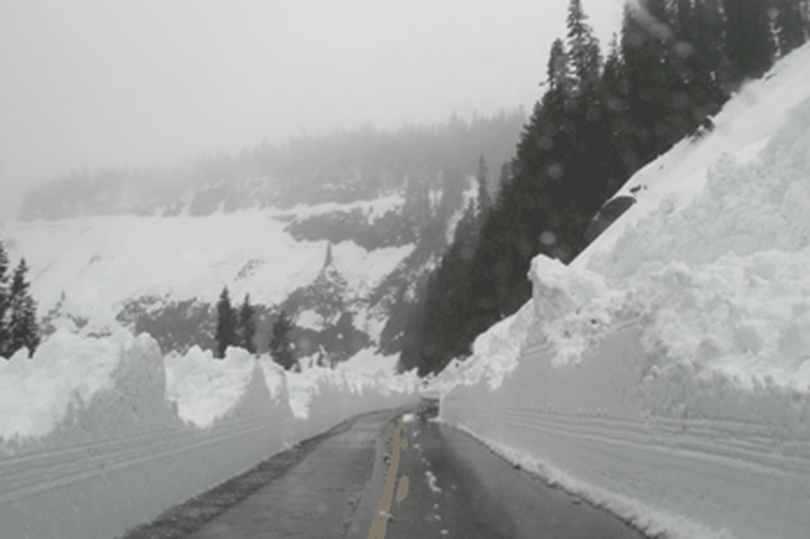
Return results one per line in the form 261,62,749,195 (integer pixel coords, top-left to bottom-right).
431,43,810,539
0,335,417,539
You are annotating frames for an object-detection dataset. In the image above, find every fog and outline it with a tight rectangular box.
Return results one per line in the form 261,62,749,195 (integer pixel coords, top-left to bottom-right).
0,0,623,220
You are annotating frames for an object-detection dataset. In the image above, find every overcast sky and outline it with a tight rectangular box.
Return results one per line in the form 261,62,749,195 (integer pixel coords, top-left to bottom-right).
0,0,623,219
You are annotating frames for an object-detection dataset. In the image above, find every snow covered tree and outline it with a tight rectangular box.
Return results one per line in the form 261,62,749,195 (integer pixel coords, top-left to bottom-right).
237,293,257,354
270,310,296,371
6,258,40,358
215,286,237,359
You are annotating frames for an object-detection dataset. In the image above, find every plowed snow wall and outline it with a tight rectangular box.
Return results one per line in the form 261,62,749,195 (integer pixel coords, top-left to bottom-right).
0,336,416,539
441,322,810,539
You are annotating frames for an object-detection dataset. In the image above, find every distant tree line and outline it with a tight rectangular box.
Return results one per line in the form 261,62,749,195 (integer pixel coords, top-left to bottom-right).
402,0,810,375
20,110,526,221
0,242,40,359
214,286,298,371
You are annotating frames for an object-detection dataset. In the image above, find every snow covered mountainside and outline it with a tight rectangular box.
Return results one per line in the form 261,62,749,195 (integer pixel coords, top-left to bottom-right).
4,190,470,370
435,44,810,539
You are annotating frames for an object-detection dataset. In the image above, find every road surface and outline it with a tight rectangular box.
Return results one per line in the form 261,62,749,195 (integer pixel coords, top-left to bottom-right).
124,401,649,538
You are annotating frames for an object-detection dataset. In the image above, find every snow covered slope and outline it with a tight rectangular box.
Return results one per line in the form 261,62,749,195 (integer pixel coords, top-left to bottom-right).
3,196,424,368
437,43,810,539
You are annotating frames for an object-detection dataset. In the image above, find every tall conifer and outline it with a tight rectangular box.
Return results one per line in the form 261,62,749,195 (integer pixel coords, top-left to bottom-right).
238,293,256,354
270,310,295,370
7,259,39,358
774,0,808,55
724,0,775,79
215,286,237,359
0,243,9,355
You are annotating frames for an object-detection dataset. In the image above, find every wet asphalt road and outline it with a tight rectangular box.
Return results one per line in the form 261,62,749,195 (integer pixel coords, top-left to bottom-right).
178,401,648,539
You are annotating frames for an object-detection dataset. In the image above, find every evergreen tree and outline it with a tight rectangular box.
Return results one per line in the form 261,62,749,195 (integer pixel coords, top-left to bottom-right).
774,0,808,55
691,0,729,97
238,293,256,354
622,0,679,160
567,0,603,96
476,156,491,215
724,0,775,79
602,33,637,193
7,258,40,358
546,38,570,95
0,242,9,356
270,310,296,371
403,174,432,233
437,167,465,220
215,286,237,359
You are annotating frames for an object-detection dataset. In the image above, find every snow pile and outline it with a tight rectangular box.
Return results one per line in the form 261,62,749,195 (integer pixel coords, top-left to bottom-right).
165,346,290,427
287,363,419,440
337,347,400,377
0,329,129,440
0,330,417,538
439,44,810,539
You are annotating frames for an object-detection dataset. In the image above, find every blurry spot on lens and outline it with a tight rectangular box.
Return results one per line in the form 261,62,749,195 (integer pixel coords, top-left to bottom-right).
547,163,563,179
540,231,557,246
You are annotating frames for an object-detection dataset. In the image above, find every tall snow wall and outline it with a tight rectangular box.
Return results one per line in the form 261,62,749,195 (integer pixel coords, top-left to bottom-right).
0,331,417,539
440,44,810,539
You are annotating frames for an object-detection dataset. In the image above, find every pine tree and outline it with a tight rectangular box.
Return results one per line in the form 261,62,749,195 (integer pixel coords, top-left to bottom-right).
476,156,491,215
7,258,39,358
0,242,9,357
692,0,729,96
438,168,465,220
17,296,40,358
622,0,678,160
774,0,808,56
270,310,295,371
215,286,237,359
724,0,775,79
567,0,603,96
238,293,256,354
546,38,570,95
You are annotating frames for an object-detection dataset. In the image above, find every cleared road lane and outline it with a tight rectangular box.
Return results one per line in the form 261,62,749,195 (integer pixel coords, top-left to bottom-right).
122,401,649,538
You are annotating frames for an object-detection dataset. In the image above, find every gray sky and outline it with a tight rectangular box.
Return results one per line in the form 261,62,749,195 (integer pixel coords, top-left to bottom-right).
0,0,623,220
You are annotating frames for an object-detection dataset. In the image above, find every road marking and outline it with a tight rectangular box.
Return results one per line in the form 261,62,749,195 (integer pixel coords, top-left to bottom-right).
367,409,416,539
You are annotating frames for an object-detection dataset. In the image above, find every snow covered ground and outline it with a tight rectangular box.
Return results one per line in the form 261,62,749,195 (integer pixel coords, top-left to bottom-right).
435,43,810,539
0,332,417,538
3,205,412,336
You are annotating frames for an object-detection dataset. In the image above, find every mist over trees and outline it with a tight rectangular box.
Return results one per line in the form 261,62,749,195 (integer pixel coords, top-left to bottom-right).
19,111,526,221
402,0,810,375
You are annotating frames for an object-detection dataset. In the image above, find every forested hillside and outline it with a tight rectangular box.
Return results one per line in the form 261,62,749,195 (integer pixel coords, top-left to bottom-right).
19,111,524,220
402,0,810,375
12,111,526,366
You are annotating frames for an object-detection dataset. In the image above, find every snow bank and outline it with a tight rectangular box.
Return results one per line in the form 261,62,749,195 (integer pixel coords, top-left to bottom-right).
0,332,417,538
337,347,399,377
438,44,810,539
288,364,419,440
